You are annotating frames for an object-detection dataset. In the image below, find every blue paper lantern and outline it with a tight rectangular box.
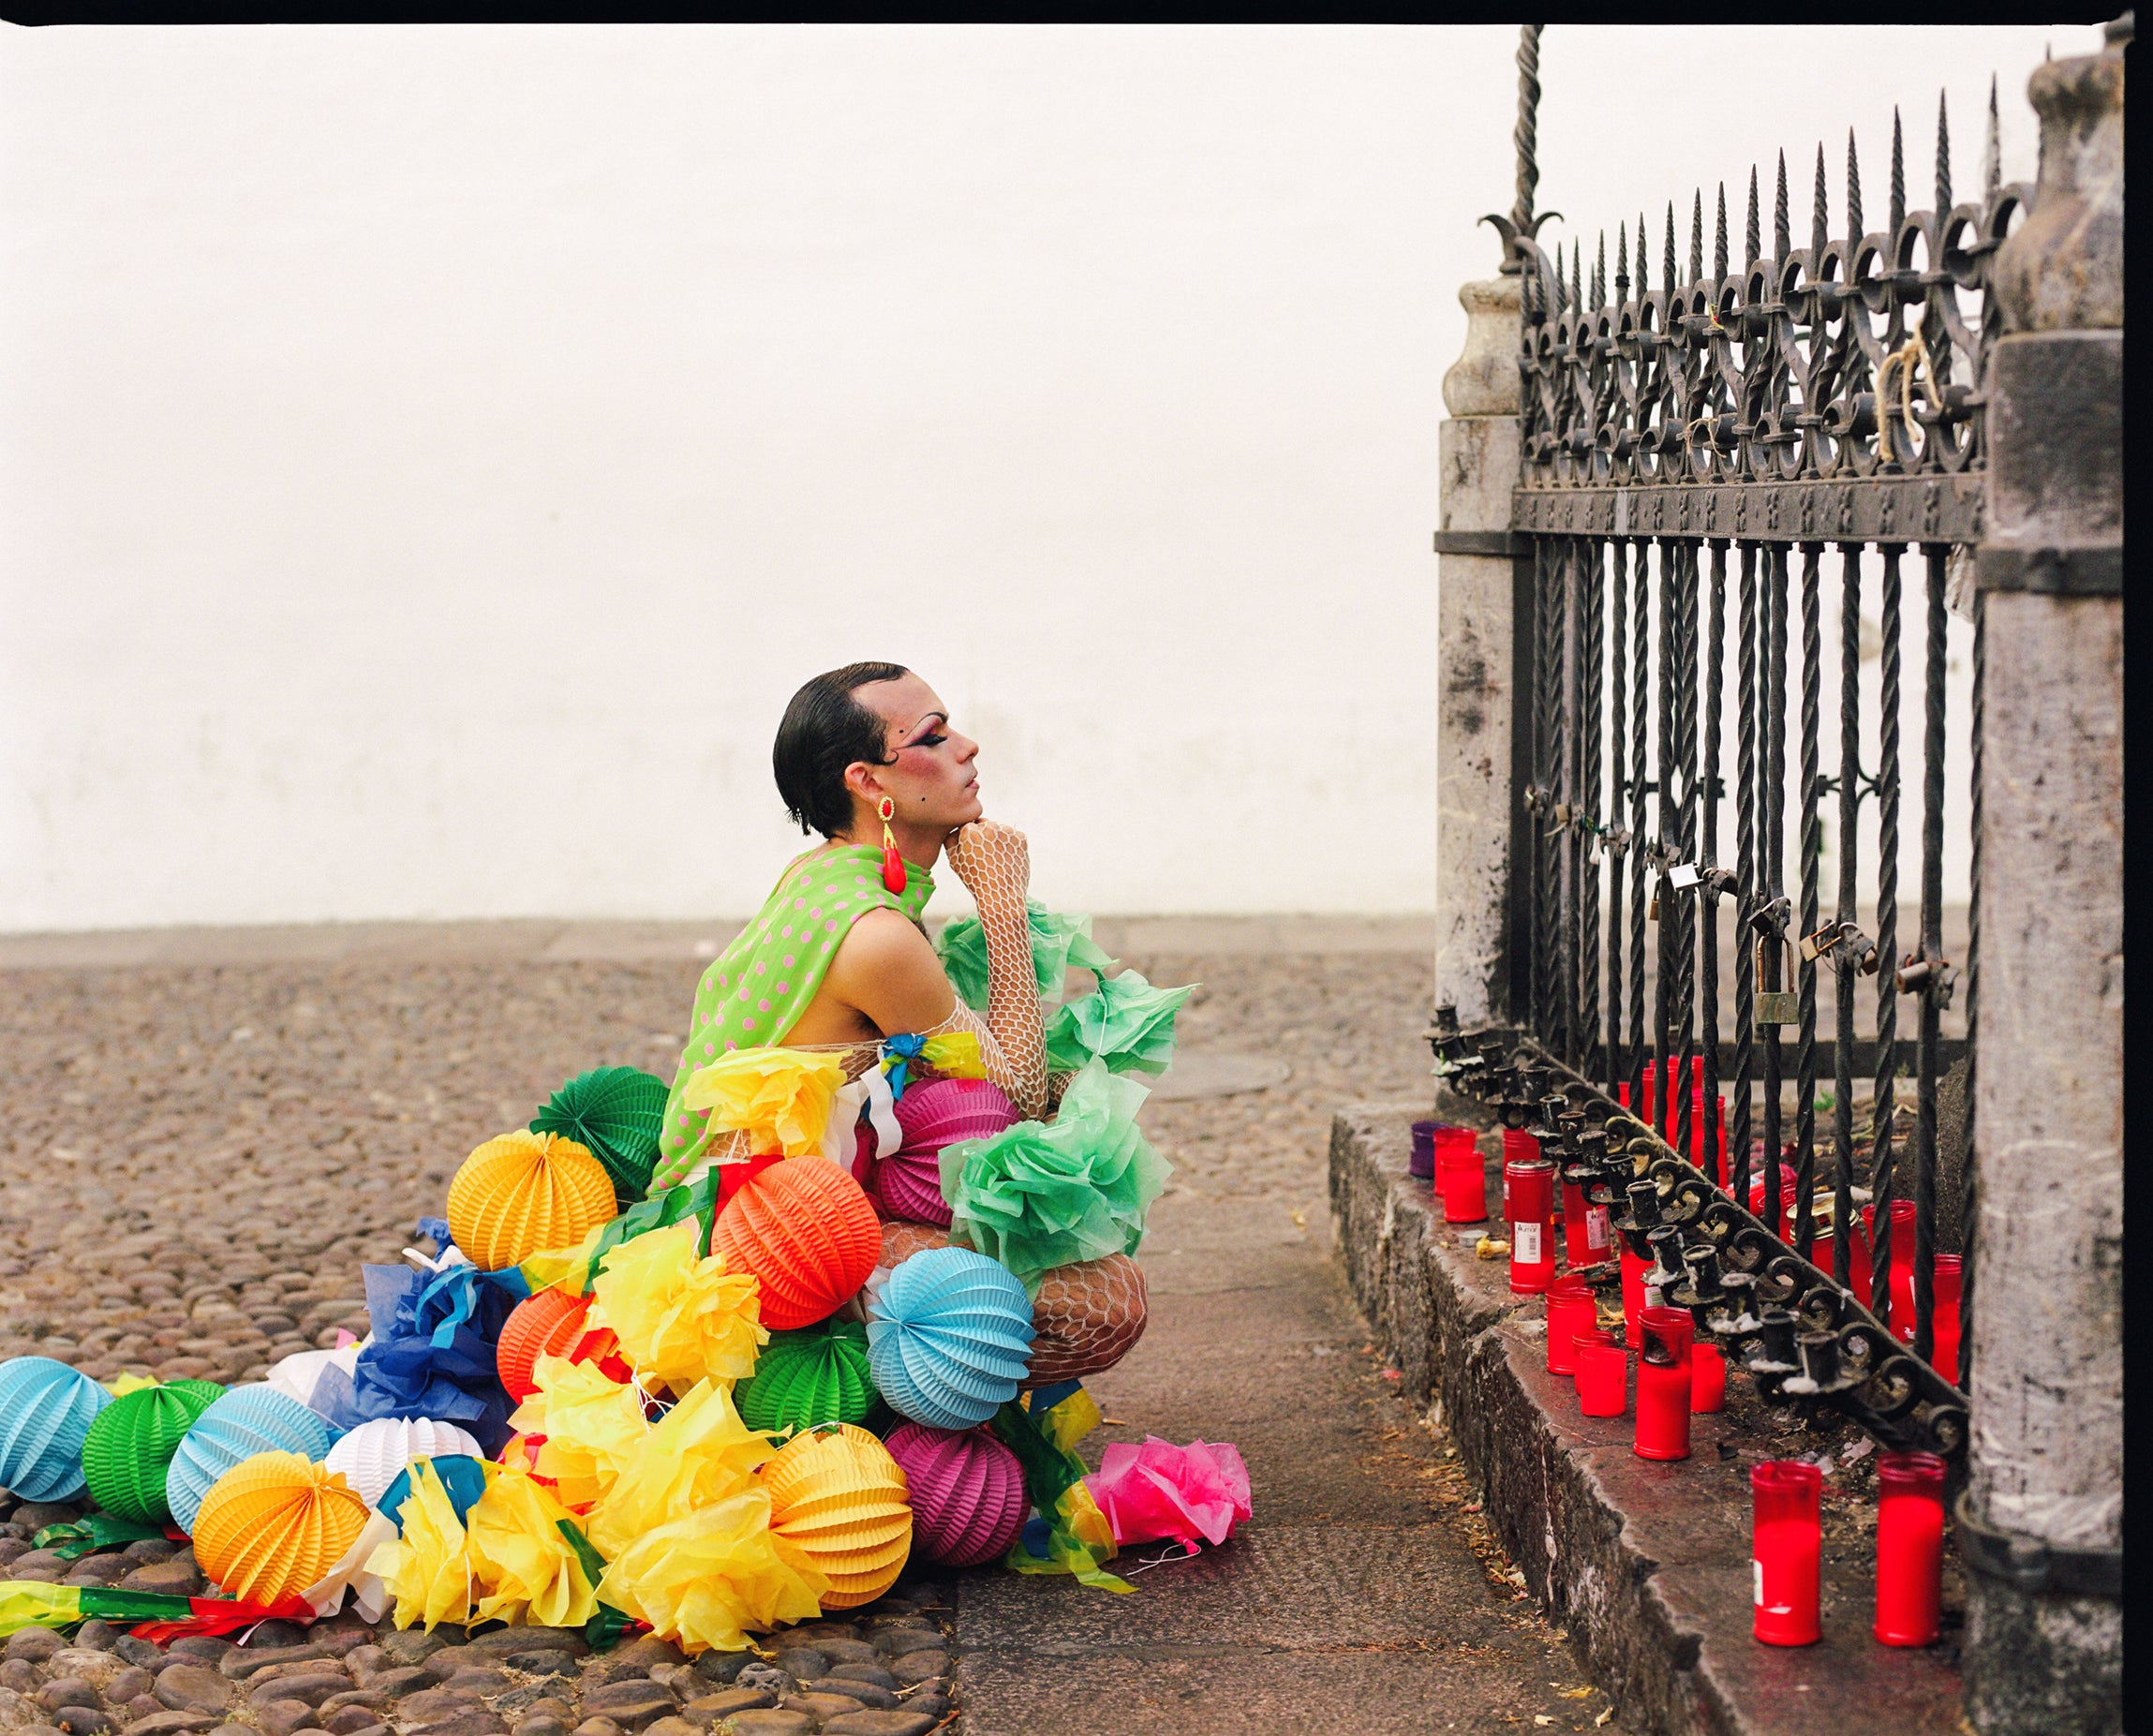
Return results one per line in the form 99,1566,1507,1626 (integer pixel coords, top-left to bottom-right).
866,1246,1034,1430
0,1357,114,1504
166,1386,338,1536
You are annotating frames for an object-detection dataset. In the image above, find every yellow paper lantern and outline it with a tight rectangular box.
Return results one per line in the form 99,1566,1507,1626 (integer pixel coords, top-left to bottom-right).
448,1131,617,1272
758,1422,913,1610
192,1451,371,1606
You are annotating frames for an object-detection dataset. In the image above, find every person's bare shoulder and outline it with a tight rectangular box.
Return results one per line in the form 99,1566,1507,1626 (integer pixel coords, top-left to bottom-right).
825,907,956,1034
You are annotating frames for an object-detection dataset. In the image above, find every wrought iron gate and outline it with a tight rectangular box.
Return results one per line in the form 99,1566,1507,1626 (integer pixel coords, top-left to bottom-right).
1433,46,2013,1462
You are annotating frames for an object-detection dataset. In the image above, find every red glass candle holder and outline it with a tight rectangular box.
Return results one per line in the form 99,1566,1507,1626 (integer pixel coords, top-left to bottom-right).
1545,1276,1596,1375
1562,1180,1612,1268
1752,1461,1823,1645
1849,1204,1876,1306
1575,1342,1627,1417
1620,1239,1648,1342
1690,1342,1727,1413
1929,1255,1963,1377
1633,1306,1694,1461
1506,1153,1556,1295
1885,1200,1919,1340
1435,1129,1484,1223
1873,1451,1946,1647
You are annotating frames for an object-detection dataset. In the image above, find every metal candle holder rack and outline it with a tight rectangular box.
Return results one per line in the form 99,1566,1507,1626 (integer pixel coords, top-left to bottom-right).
1427,1003,1967,1462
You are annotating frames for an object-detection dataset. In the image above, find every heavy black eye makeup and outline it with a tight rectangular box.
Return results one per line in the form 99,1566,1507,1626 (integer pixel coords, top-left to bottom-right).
898,714,949,751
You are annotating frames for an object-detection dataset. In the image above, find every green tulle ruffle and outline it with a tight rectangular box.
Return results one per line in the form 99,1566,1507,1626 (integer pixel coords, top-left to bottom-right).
936,900,1114,1011
1045,967,1194,1077
939,1061,1172,1295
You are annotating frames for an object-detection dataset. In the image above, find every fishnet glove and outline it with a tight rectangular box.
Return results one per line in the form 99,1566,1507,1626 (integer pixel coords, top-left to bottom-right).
943,821,1047,1118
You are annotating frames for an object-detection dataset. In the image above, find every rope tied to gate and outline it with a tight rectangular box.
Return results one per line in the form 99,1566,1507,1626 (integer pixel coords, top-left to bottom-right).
1875,329,1938,463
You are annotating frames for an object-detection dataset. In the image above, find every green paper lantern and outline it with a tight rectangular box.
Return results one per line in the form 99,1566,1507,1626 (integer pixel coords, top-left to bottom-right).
531,1066,669,1205
735,1320,877,1435
82,1380,225,1524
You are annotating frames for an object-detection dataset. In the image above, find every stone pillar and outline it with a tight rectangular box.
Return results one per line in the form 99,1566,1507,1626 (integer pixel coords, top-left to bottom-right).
1433,273,1525,1026
1963,22,2124,1734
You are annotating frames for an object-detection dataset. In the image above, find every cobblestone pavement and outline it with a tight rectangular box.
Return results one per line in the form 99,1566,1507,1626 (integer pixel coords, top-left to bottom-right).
0,935,1619,1733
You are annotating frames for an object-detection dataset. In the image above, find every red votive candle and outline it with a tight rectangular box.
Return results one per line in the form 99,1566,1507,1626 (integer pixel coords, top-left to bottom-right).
1691,1342,1727,1413
1930,1255,1963,1377
1506,1151,1556,1295
1886,1200,1919,1340
1753,1461,1823,1645
1633,1305,1694,1462
1849,1205,1875,1306
1562,1180,1612,1268
1436,1129,1485,1223
1545,1276,1596,1375
1575,1342,1627,1417
1873,1451,1947,1647
1620,1239,1648,1342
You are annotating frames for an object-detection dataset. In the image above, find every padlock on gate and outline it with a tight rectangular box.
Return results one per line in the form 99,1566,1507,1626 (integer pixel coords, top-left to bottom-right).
1756,934,1798,1026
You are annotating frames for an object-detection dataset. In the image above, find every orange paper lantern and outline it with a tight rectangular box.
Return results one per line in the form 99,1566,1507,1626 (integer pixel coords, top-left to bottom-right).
448,1132,617,1272
715,1159,881,1330
191,1450,371,1605
495,1288,633,1402
759,1423,913,1610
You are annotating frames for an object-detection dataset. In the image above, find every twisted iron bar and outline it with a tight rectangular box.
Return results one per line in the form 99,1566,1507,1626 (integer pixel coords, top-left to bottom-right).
1794,547,1823,1258
1673,544,1700,1160
1606,544,1628,1097
1580,542,1603,1081
1730,545,1759,1205
1833,546,1863,1287
1628,542,1651,1112
1514,25,1542,235
1654,541,1676,1133
1869,551,1904,1320
1912,551,1948,1364
1761,549,1789,1233
1700,544,1727,1184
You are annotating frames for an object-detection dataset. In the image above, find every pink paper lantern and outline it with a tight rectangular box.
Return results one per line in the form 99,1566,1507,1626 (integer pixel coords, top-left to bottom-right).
879,1080,1020,1229
883,1420,1029,1567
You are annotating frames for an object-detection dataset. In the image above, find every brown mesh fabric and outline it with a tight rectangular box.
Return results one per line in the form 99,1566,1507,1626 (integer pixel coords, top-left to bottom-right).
943,823,1047,1118
876,1221,1148,1387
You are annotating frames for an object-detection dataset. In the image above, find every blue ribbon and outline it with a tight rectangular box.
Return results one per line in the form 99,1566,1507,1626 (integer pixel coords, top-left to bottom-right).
880,1031,927,1103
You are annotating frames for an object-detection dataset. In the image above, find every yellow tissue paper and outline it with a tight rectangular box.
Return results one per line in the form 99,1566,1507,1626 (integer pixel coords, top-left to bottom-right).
587,1220,767,1392
594,1486,829,1655
467,1462,599,1629
519,1224,611,1298
365,1459,481,1632
680,1048,848,1159
917,1030,987,1078
582,1377,779,1562
508,1355,649,1512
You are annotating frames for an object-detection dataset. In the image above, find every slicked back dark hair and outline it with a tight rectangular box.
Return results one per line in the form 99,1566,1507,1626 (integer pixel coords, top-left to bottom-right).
773,661,910,838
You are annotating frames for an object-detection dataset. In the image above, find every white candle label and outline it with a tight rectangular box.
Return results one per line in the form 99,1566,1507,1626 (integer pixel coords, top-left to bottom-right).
1586,1207,1611,1252
1754,1559,1764,1605
1514,1222,1542,1264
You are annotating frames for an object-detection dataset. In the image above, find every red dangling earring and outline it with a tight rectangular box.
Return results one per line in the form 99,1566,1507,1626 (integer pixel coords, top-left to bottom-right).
877,795,907,895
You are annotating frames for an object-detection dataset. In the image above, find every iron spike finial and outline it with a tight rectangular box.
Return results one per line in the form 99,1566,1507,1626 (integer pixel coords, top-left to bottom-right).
1774,149,1790,257
1570,240,1583,310
1615,220,1629,299
1690,188,1704,282
1641,210,1650,292
1812,142,1830,258
1594,230,1607,309
1663,200,1676,291
1983,74,2001,197
1512,24,1542,234
1847,128,1863,245
1715,182,1729,279
1551,240,1564,310
1936,90,1953,215
1746,167,1760,266
1890,107,1906,234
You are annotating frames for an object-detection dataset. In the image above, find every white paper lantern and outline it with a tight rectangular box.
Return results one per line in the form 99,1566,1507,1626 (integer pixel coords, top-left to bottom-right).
323,1417,484,1508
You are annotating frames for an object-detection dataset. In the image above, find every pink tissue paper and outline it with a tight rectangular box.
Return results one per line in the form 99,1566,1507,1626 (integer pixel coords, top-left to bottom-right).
1082,1436,1253,1549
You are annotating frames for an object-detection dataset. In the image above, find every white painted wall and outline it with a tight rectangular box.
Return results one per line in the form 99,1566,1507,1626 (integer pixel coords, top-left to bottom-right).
0,23,2098,930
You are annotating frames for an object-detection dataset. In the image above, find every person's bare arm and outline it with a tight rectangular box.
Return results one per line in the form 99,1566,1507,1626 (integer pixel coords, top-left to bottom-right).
943,821,1048,1117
